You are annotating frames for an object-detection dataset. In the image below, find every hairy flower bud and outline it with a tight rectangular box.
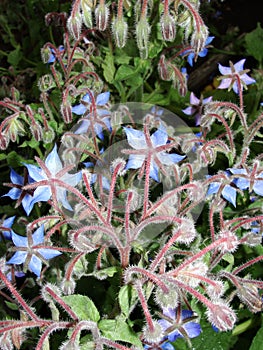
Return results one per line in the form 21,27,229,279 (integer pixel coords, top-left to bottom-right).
112,17,128,48
42,126,55,144
38,74,56,92
173,217,197,245
30,122,43,141
42,283,62,303
154,282,179,309
8,117,25,142
142,320,164,343
160,13,176,42
0,132,9,150
206,301,236,331
81,0,93,28
95,3,109,31
136,18,151,59
60,278,76,295
61,102,73,124
67,7,83,40
217,230,239,253
176,260,208,288
191,24,209,55
158,55,173,81
237,282,263,313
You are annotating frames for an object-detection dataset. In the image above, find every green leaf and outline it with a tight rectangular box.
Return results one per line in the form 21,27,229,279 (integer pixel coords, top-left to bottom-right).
61,295,100,322
102,53,116,83
118,285,138,318
5,301,19,311
249,326,263,350
7,45,22,67
93,266,119,279
99,318,143,348
245,23,263,63
115,65,137,81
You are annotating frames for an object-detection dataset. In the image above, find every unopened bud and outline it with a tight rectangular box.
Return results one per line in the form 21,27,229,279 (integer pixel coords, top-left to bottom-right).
61,102,73,124
136,18,151,59
41,47,51,64
206,301,236,331
158,55,173,81
60,340,81,350
160,13,176,42
111,158,126,176
60,278,76,295
177,260,208,288
173,217,197,245
67,9,83,40
237,282,263,313
81,0,93,28
0,132,9,149
42,283,62,303
95,3,109,31
191,24,209,55
155,282,179,309
112,17,128,48
42,126,55,144
142,320,164,343
8,117,25,142
38,74,56,92
30,122,43,141
217,230,239,253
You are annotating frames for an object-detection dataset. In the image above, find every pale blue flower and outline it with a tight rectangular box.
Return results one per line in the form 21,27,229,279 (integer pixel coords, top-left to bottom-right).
0,216,16,240
123,126,185,182
2,169,35,216
217,59,256,94
182,92,213,126
229,168,263,196
207,172,237,207
7,225,62,277
158,308,202,342
24,144,82,212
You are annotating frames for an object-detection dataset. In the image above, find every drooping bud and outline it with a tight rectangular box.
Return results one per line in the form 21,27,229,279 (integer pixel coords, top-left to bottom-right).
60,102,73,124
95,3,110,31
142,320,164,344
216,230,239,253
60,278,76,295
112,17,128,48
30,122,43,141
81,0,93,28
154,282,179,309
206,301,236,331
8,116,25,142
237,281,263,313
41,46,51,64
67,4,83,40
158,55,173,81
0,132,9,150
176,260,208,288
173,217,197,245
191,24,209,56
38,74,56,92
160,12,176,42
42,126,55,144
136,18,151,59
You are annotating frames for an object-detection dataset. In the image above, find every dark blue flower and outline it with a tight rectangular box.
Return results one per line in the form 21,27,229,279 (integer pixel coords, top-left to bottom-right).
0,216,16,240
181,36,214,67
3,169,35,216
24,144,82,212
158,308,201,342
123,126,185,182
7,225,62,277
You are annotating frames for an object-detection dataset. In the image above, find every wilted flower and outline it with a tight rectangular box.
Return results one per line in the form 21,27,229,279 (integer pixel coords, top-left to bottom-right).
217,59,256,94
7,225,62,277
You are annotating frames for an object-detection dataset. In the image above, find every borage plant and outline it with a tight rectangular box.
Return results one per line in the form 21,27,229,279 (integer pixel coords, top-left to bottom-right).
0,0,263,349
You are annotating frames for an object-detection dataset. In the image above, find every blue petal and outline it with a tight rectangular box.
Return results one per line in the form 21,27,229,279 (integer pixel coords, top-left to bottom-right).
168,329,182,342
207,182,220,196
184,322,202,338
150,162,160,182
75,120,91,134
123,127,147,149
45,144,62,174
24,164,43,182
253,180,263,196
72,104,87,115
198,48,208,58
222,185,236,207
38,248,62,260
7,251,27,265
126,154,145,170
11,231,28,248
162,308,176,319
27,186,52,213
22,194,35,216
181,309,194,320
1,216,16,240
32,225,44,245
187,53,195,66
151,128,168,147
61,171,82,187
3,188,21,200
161,343,175,350
29,255,42,277
96,91,110,105
10,168,23,185
158,152,185,165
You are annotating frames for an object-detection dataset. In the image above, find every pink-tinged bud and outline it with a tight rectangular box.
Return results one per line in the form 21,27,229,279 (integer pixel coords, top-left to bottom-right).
158,55,173,81
160,13,176,42
0,132,9,150
136,18,151,59
81,0,93,28
191,24,209,55
42,126,55,144
60,277,76,295
30,122,43,141
95,3,110,31
8,117,25,142
61,102,73,124
217,230,239,253
67,8,83,40
237,282,263,313
154,282,179,309
142,320,164,343
206,280,224,300
41,47,51,64
173,217,196,245
112,17,128,48
176,260,208,288
206,301,236,331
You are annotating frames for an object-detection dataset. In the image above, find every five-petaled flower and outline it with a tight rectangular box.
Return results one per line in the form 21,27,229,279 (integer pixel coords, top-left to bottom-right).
217,59,256,94
182,92,213,126
72,91,111,139
24,144,82,213
158,308,202,342
206,172,237,207
181,36,214,67
229,167,263,196
3,168,35,216
7,225,62,277
123,125,185,182
47,45,64,64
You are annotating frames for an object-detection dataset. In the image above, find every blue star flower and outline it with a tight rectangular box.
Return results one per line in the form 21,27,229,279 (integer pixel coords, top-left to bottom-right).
144,342,175,349
181,36,214,67
123,126,185,182
229,168,263,196
47,45,64,64
72,91,111,139
0,216,16,240
158,308,202,342
2,168,35,216
206,171,238,207
24,144,82,212
182,92,213,126
7,225,62,277
217,59,256,94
